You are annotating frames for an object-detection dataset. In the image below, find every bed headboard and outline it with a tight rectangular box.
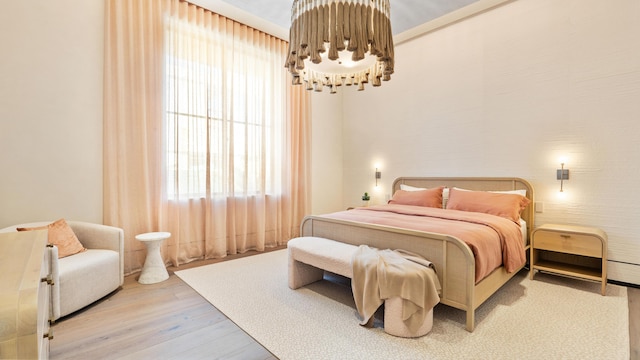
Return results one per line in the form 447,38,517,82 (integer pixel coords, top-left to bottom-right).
392,177,535,241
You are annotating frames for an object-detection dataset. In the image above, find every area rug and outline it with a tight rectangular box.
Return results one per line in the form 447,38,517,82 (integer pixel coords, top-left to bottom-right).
175,250,629,360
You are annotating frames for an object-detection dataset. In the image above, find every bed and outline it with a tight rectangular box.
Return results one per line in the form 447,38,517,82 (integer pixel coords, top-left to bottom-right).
300,177,535,332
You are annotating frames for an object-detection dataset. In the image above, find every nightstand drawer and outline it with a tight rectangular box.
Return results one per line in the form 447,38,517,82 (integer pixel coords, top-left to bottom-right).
534,231,602,257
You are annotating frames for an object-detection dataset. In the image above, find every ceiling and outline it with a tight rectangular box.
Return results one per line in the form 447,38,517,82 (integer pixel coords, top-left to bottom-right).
190,0,508,42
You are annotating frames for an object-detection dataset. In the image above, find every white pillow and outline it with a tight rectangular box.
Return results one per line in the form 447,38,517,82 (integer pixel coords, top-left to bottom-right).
400,184,425,191
492,189,527,196
453,187,527,197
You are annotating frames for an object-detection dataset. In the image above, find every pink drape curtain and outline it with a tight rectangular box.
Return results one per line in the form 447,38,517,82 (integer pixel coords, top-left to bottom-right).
104,0,310,274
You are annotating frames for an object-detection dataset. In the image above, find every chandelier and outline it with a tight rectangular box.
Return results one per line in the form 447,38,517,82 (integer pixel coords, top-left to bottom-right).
285,0,394,93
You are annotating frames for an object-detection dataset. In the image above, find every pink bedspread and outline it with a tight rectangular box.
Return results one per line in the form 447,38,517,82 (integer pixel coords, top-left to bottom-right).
322,204,526,283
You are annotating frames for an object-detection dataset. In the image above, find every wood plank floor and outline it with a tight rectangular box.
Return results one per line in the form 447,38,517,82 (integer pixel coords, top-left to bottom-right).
50,251,640,360
50,249,282,360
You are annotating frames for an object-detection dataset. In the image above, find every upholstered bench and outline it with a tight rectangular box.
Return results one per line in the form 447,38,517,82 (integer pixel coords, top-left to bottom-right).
288,236,433,337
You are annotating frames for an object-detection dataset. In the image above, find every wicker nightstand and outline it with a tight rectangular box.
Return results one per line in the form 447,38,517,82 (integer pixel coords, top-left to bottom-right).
530,224,608,295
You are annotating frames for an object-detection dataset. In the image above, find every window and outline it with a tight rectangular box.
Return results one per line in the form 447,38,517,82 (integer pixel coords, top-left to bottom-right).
164,18,285,200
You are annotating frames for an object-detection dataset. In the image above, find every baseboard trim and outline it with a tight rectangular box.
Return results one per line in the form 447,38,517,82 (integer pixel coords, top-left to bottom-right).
608,260,640,286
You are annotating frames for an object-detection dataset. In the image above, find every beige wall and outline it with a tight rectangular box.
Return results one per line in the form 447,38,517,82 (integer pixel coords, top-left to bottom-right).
310,93,344,215
0,0,105,228
338,0,640,284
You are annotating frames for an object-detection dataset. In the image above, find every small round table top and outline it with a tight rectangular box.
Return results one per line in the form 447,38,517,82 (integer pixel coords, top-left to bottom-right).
135,232,171,242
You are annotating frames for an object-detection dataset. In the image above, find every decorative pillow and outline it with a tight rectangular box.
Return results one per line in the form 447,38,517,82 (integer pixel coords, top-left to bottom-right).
388,187,444,208
17,219,86,258
446,188,530,223
399,184,449,208
451,187,527,211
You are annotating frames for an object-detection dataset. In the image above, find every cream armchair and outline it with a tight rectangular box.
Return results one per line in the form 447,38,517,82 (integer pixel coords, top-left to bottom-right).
0,221,124,320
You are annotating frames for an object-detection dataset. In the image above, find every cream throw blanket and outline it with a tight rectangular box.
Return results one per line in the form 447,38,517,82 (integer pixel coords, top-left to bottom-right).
351,245,441,332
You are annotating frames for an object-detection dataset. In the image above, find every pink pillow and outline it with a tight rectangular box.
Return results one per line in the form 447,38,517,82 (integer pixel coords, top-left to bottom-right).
388,187,444,208
446,188,530,223
17,219,86,258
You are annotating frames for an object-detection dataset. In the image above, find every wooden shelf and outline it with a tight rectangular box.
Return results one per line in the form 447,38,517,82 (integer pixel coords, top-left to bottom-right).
533,260,602,281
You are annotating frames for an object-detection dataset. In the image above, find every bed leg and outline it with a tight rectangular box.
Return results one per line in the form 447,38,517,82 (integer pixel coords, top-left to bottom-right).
466,310,475,332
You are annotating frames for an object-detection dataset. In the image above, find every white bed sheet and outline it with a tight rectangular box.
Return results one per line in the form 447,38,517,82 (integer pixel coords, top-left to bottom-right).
519,218,528,246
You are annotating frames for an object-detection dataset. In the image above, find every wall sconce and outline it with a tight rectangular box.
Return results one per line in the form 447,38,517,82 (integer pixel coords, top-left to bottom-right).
557,162,569,192
375,168,382,187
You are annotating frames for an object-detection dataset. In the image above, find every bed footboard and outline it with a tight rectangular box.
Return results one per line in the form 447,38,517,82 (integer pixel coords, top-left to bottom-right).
300,215,479,331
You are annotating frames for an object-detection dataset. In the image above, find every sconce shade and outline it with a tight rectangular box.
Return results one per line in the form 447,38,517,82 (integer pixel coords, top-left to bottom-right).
557,163,569,192
285,0,395,93
556,169,569,180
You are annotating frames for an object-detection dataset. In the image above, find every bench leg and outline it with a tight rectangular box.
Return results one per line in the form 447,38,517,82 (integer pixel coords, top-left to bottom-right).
288,252,324,289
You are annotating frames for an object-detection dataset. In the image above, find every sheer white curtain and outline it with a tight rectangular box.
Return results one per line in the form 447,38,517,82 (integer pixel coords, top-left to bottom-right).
104,0,310,273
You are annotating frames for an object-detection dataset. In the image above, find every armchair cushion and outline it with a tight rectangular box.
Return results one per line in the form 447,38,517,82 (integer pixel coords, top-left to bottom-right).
52,248,121,319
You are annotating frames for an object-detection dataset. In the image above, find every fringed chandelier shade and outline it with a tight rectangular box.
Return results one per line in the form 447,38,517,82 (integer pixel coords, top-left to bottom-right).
285,0,394,93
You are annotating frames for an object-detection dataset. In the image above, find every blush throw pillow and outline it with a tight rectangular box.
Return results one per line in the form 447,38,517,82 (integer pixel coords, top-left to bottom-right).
388,187,444,208
17,219,86,258
400,184,450,208
446,188,530,223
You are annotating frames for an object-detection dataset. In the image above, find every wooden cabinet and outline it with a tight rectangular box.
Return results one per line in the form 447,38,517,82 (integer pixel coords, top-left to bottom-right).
0,230,53,359
530,224,607,295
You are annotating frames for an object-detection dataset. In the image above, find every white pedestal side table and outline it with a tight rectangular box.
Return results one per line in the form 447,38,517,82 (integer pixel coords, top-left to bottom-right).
136,232,171,284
